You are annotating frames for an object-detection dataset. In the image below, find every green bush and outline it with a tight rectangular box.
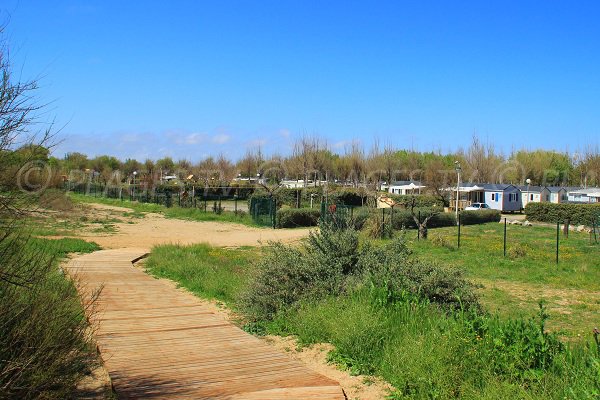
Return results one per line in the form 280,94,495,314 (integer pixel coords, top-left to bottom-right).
388,194,443,208
358,238,479,312
526,202,600,225
276,208,321,228
328,188,371,206
0,233,100,398
390,208,456,230
460,209,502,225
241,219,361,320
242,220,480,321
363,213,394,239
351,207,372,230
508,243,529,259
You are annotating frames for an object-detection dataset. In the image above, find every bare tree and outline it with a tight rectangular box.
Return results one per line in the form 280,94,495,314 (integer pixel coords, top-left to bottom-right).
408,196,439,239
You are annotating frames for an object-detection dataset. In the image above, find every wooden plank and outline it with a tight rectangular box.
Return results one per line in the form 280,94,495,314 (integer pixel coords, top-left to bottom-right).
66,249,345,399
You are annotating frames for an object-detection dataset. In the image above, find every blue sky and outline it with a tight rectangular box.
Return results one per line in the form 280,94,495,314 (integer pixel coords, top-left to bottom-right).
4,1,600,161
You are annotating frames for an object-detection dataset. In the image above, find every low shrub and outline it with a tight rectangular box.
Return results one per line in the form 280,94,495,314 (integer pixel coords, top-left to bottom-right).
526,202,600,225
390,208,455,230
242,220,480,321
460,209,501,225
388,194,443,208
276,208,321,228
508,243,529,259
359,238,479,312
241,220,361,320
430,233,455,250
362,213,394,239
0,232,100,398
351,207,372,230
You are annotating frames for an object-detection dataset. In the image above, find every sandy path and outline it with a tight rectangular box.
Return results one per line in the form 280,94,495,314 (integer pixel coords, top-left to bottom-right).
78,203,313,248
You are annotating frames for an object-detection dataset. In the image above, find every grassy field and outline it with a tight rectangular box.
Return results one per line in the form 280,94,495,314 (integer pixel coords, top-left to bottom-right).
144,226,600,399
408,223,600,339
68,192,259,226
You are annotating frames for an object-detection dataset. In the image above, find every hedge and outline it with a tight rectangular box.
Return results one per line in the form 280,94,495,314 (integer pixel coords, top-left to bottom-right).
525,202,600,225
459,209,502,225
388,194,444,208
388,208,500,230
277,208,321,228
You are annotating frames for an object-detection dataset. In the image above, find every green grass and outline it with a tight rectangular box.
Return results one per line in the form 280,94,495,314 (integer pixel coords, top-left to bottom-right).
69,192,259,227
408,223,600,338
28,236,101,256
143,241,600,399
145,244,258,306
0,227,101,398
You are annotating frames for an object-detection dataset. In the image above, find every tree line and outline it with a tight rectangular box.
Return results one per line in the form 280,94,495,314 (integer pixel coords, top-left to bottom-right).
14,135,600,190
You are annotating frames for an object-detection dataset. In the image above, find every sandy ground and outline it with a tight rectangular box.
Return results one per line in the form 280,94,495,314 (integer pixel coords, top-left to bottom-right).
77,203,313,248
63,203,390,399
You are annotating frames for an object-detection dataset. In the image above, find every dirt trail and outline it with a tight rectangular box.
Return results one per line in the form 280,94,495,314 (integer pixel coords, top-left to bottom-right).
77,203,312,248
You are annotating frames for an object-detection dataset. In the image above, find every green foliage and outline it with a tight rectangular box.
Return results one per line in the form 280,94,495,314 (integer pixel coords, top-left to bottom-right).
241,220,361,320
389,194,443,208
145,244,255,305
526,202,600,225
390,208,455,230
327,188,370,206
267,290,598,399
276,208,321,228
459,209,502,224
359,238,479,312
507,243,529,259
483,302,563,380
146,235,600,399
242,220,479,321
0,233,100,399
430,233,455,250
362,212,394,239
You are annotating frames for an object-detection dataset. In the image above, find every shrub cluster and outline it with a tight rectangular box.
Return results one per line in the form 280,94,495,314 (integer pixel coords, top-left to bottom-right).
525,202,600,225
241,219,480,321
276,208,321,228
388,194,443,208
0,233,100,398
459,209,502,224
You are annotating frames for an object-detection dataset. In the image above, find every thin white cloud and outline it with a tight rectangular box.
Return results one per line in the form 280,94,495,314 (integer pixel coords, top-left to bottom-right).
212,134,230,144
185,133,205,145
278,129,291,138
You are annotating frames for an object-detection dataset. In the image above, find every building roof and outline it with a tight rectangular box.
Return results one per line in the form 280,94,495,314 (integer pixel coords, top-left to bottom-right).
569,187,600,197
388,180,425,188
481,183,519,191
517,185,546,193
546,186,566,193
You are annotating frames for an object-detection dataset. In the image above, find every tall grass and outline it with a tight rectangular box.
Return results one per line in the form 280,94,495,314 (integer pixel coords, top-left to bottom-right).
144,222,600,399
0,231,101,399
267,291,600,399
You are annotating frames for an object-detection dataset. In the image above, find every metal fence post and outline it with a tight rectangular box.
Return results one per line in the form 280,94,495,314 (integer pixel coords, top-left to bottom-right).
503,217,507,257
381,208,385,239
457,213,461,249
417,210,421,241
556,221,560,264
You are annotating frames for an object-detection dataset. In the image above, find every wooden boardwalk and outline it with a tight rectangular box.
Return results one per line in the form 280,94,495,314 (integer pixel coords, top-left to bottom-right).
66,249,345,399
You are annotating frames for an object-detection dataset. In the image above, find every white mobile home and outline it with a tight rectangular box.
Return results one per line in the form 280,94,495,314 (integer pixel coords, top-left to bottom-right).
567,187,600,203
518,185,550,208
546,186,567,204
449,183,485,211
482,184,522,212
387,181,426,195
